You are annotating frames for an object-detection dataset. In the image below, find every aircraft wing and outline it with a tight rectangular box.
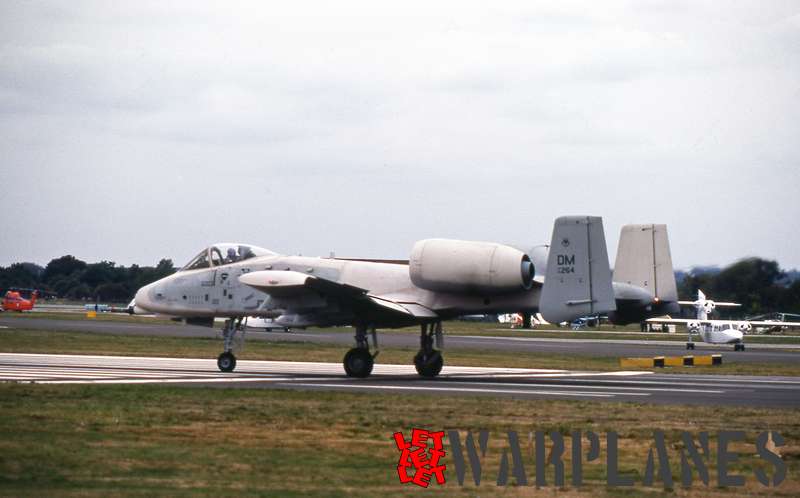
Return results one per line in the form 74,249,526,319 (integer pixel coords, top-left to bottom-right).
645,318,708,325
747,320,800,328
677,301,740,307
239,270,365,298
646,317,800,328
238,270,437,320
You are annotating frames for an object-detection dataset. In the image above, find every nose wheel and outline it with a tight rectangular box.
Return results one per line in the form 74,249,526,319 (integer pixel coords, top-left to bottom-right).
734,343,745,351
217,352,237,372
217,317,244,372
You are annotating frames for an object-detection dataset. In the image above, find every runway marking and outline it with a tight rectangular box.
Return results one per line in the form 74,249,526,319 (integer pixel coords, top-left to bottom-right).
435,380,724,394
7,353,800,406
36,377,300,385
465,371,653,379
0,353,650,379
671,377,800,385
280,383,650,398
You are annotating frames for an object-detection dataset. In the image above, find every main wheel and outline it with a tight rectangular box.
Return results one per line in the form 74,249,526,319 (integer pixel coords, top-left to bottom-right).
217,352,237,372
344,348,374,378
414,350,443,378
686,343,695,350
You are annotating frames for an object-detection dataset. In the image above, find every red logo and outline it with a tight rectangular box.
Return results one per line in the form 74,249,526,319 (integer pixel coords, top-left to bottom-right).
393,428,446,488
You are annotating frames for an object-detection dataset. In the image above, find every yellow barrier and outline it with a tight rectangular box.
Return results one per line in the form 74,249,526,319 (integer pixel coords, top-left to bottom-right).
620,354,722,368
86,311,97,318
694,355,723,366
664,356,687,367
619,357,658,368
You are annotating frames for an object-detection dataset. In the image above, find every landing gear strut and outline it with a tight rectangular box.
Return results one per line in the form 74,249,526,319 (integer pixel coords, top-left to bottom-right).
217,317,244,372
734,342,745,351
343,325,377,378
414,322,444,378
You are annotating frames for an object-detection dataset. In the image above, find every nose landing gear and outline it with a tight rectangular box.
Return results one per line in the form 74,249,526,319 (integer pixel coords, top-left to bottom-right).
217,351,237,372
217,317,244,372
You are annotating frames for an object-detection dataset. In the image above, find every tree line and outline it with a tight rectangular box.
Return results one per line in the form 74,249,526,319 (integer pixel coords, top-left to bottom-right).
677,257,800,317
1,255,799,314
0,256,176,303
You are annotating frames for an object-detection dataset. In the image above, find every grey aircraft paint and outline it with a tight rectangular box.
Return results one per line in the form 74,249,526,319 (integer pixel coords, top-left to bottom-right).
133,216,676,377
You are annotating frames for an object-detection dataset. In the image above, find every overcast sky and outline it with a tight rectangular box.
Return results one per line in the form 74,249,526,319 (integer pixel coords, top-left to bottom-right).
1,1,799,271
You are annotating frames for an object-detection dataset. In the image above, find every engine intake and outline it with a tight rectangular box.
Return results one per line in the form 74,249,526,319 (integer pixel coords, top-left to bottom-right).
410,239,534,295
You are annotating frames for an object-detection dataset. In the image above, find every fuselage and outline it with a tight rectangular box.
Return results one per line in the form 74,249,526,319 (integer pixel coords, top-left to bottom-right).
698,323,744,344
134,237,676,328
135,253,542,328
1,291,35,312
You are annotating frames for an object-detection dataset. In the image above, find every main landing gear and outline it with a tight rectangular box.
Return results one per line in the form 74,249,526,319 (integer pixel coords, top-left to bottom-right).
343,325,377,378
734,342,746,351
341,322,446,379
217,317,244,372
415,322,444,378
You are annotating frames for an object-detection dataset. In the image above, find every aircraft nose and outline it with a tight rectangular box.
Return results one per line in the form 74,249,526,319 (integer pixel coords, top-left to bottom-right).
133,282,156,312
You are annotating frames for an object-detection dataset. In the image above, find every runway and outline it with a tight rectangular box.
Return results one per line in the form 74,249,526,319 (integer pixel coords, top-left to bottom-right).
2,353,799,407
2,316,799,363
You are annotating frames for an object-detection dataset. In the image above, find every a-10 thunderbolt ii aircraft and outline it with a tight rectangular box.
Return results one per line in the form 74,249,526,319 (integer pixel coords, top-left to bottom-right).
133,216,679,378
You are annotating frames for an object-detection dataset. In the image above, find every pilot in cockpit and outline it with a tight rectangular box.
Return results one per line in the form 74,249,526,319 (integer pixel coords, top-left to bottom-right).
225,247,239,264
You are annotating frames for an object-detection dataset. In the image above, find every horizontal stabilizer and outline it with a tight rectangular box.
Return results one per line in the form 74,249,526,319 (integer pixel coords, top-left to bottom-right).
540,216,616,323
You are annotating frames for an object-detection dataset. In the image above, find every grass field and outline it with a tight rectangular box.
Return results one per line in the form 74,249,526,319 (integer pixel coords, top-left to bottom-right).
0,384,797,497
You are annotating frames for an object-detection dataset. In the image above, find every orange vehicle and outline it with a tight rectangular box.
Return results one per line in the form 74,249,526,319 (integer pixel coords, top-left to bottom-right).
1,290,37,312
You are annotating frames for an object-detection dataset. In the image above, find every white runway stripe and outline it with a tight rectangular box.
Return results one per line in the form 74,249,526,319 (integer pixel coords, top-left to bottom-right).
0,353,651,378
36,376,298,385
281,383,651,398
0,353,739,404
433,380,724,394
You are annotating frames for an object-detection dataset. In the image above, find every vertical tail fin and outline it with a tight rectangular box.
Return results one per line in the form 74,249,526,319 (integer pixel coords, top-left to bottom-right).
613,224,678,302
540,216,616,323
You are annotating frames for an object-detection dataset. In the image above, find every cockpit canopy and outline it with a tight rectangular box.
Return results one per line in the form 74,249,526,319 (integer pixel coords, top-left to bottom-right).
180,243,276,271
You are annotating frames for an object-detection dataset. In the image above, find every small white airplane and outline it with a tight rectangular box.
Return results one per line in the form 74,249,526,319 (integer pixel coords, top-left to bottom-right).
647,290,800,351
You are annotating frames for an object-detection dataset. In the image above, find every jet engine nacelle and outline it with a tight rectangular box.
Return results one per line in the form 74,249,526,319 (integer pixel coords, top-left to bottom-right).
702,301,716,314
738,322,752,333
410,239,534,295
688,321,701,333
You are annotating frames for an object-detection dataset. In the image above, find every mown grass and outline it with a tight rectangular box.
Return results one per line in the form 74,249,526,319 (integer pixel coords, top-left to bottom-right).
5,311,177,325
0,384,797,497
3,327,800,376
